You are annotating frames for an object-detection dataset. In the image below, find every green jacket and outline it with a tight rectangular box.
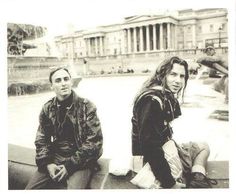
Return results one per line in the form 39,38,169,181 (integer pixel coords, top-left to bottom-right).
35,90,103,174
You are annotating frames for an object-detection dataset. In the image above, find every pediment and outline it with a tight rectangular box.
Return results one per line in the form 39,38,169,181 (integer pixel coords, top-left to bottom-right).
125,15,157,23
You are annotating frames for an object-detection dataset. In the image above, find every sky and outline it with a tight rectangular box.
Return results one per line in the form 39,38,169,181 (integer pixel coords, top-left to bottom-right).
1,0,234,37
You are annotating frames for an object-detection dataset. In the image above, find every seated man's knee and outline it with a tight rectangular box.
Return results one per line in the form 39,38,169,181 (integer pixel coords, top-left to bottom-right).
67,169,92,189
197,142,210,155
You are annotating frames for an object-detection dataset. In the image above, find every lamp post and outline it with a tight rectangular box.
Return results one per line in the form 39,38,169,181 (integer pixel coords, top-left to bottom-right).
218,27,222,48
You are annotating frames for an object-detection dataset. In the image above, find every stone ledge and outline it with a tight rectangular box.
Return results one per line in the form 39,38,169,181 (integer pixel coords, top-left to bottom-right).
8,144,229,189
8,77,81,96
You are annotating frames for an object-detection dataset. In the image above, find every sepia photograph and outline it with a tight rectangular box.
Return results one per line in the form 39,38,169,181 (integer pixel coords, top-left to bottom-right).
1,0,235,192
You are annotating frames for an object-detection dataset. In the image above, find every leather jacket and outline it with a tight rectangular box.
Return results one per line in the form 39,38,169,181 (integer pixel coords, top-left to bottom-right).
132,86,181,188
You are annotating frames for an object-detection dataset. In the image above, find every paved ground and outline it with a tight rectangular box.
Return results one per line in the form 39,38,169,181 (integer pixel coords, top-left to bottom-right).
8,75,229,161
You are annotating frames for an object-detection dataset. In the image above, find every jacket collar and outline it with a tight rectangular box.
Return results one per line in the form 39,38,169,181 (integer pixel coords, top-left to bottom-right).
51,90,77,109
151,85,171,94
151,85,181,119
49,90,79,125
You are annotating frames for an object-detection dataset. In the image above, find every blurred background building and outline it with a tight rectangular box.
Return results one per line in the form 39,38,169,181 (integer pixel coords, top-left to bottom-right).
55,8,228,57
7,8,228,94
54,8,228,74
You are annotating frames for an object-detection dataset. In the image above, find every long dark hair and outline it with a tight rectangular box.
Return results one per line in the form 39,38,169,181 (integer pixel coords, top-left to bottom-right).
134,56,189,104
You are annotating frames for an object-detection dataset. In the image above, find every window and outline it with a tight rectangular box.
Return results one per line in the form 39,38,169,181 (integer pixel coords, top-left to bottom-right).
198,26,202,33
187,26,192,33
209,24,214,32
186,41,192,48
179,27,183,33
221,24,226,31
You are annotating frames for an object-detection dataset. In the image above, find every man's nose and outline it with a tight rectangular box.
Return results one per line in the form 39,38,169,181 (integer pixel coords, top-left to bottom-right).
175,75,181,83
61,79,66,85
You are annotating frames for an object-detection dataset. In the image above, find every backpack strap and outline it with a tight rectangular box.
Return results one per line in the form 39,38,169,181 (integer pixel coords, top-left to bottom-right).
135,88,164,111
151,95,163,110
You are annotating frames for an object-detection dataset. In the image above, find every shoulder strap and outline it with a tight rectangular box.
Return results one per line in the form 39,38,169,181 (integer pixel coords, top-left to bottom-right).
135,89,164,111
151,95,163,110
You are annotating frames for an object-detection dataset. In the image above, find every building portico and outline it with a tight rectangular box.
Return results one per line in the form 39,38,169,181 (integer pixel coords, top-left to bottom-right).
122,15,178,54
54,8,228,70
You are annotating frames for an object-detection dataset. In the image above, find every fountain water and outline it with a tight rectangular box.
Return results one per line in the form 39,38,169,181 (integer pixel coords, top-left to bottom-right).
8,23,81,96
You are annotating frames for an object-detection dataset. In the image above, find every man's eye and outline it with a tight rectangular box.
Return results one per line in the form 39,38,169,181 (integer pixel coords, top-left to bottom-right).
55,79,61,83
64,77,70,81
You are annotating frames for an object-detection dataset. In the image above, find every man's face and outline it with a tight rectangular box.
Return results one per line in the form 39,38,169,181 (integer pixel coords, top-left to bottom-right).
166,63,186,94
51,69,72,101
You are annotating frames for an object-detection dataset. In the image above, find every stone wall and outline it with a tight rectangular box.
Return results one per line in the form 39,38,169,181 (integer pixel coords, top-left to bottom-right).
8,56,80,96
8,47,228,95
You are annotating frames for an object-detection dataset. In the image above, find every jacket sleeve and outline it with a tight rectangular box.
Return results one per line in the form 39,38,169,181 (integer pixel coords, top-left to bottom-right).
35,106,53,170
138,97,175,188
64,100,103,175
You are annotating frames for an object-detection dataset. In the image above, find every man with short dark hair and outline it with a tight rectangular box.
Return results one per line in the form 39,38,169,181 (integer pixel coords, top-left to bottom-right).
26,67,103,189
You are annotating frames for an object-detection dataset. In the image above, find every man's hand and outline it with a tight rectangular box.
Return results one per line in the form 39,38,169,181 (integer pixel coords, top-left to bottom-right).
53,165,68,182
171,181,186,189
47,163,62,181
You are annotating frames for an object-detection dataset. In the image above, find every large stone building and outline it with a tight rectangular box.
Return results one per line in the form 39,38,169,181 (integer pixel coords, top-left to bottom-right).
55,8,227,57
9,8,227,78
7,8,228,94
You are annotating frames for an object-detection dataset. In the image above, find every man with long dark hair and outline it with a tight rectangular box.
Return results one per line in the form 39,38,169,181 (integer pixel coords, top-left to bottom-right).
132,56,216,188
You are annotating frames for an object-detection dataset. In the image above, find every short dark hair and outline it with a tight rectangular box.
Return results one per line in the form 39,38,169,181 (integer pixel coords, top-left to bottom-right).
49,67,71,83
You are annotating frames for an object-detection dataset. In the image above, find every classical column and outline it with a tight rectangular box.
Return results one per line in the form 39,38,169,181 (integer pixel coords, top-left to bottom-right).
99,37,103,56
183,26,186,49
87,38,91,56
123,29,126,54
146,25,150,51
127,28,131,53
167,23,171,49
192,24,196,48
133,27,137,52
139,26,143,52
174,24,178,49
94,37,98,56
153,24,157,50
84,38,88,56
159,23,163,50
171,24,174,49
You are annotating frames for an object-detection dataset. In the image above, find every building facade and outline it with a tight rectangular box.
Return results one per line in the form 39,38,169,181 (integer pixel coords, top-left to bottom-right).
55,8,228,59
